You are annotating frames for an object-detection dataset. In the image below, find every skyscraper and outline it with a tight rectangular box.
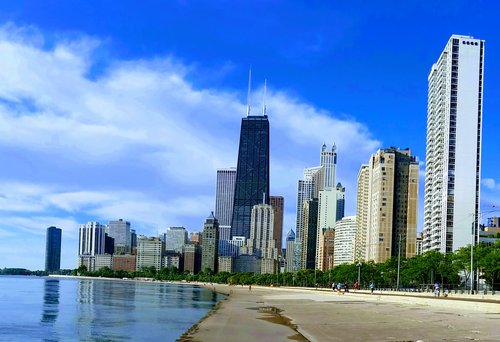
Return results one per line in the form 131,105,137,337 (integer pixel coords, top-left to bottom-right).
45,226,62,273
295,166,322,242
215,168,237,227
424,35,484,253
107,219,131,254
301,199,318,269
270,196,284,254
201,212,219,273
333,216,356,266
316,144,338,270
355,165,370,261
136,236,164,271
285,229,296,273
247,203,277,260
165,227,188,253
78,222,106,257
365,148,419,263
336,183,345,222
231,115,270,239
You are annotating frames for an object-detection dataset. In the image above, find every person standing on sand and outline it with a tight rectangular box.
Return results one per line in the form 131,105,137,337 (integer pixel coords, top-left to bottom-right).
370,282,375,294
249,284,252,291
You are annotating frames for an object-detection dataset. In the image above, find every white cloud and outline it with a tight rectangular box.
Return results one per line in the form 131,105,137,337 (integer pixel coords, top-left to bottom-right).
0,24,380,269
482,178,497,190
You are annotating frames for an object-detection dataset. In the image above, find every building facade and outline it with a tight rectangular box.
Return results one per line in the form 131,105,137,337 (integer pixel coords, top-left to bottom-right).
112,254,136,272
215,167,237,227
136,236,164,271
333,216,357,266
355,165,370,261
107,219,131,253
78,222,106,258
45,226,62,273
336,183,345,222
285,229,296,273
201,212,219,273
316,144,338,270
423,35,484,253
301,199,318,269
165,227,188,253
183,243,201,274
365,148,419,263
270,196,284,254
247,203,278,260
231,115,270,239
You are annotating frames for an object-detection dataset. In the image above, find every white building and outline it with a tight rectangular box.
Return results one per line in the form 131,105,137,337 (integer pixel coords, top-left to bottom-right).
136,236,164,271
333,216,357,266
316,144,337,270
215,168,236,246
355,165,370,261
78,221,106,257
423,35,484,253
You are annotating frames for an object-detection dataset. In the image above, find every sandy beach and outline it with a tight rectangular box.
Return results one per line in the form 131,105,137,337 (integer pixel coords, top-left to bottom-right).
180,284,500,342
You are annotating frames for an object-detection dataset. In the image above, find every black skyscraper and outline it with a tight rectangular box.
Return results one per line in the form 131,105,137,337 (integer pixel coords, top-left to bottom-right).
45,226,62,272
231,115,270,239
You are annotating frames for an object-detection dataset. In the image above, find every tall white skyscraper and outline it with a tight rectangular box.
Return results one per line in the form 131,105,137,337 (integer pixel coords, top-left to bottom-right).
78,221,106,256
423,35,484,253
316,144,337,270
295,166,322,242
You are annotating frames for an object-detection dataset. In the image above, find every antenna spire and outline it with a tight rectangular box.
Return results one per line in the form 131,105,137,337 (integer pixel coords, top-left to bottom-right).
246,68,252,117
262,79,268,116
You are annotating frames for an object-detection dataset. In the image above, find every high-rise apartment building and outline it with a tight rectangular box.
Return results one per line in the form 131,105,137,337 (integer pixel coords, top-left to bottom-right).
107,219,131,253
321,228,335,271
165,227,188,253
270,196,284,253
333,216,357,266
295,166,322,242
201,212,219,273
45,226,62,272
336,183,345,222
247,204,278,260
231,115,270,239
183,243,201,274
365,148,419,263
136,236,164,271
424,35,484,253
355,165,370,261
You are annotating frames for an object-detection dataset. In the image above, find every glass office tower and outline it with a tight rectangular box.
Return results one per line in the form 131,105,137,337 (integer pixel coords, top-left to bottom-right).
45,226,62,272
231,115,270,239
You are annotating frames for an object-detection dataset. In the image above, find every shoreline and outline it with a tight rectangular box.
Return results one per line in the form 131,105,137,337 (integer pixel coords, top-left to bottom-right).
182,284,500,342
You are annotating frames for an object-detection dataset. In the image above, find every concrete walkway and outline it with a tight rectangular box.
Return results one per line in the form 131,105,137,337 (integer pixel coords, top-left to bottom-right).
181,284,500,342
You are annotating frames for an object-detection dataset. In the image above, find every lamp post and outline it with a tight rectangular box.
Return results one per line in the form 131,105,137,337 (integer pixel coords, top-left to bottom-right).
396,233,401,291
470,221,475,294
357,261,361,289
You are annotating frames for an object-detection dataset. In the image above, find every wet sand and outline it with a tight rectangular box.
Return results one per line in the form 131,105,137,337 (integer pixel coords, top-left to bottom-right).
181,284,500,342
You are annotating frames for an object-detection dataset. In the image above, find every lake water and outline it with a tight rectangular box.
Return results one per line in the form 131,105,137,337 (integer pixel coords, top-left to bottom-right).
0,275,225,341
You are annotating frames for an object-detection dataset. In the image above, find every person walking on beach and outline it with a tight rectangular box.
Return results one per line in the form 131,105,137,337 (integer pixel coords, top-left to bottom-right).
433,282,440,297
332,282,336,292
370,282,375,294
249,284,252,291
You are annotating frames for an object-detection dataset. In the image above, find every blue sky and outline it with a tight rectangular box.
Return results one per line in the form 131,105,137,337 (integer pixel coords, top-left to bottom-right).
0,1,499,270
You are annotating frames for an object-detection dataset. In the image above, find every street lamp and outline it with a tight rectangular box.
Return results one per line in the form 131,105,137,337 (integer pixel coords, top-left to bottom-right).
396,233,401,291
357,261,362,289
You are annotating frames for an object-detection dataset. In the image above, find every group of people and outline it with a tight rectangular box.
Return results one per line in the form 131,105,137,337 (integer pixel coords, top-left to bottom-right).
331,282,350,293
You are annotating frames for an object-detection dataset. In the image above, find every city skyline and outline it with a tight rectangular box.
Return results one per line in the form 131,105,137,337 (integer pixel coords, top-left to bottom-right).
1,2,499,270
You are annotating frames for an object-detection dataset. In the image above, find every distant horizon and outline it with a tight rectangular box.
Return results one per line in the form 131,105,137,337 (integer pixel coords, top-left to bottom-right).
1,1,499,270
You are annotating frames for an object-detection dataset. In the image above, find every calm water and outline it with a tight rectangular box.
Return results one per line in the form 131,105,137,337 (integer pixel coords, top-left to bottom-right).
0,276,225,341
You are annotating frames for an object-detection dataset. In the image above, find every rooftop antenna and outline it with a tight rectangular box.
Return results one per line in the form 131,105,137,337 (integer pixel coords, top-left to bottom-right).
246,68,252,117
262,79,267,116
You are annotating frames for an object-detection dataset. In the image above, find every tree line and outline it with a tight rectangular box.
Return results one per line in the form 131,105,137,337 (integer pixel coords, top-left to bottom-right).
72,241,499,290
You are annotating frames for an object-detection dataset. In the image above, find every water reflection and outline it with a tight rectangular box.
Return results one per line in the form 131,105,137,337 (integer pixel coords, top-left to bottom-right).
41,279,60,323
